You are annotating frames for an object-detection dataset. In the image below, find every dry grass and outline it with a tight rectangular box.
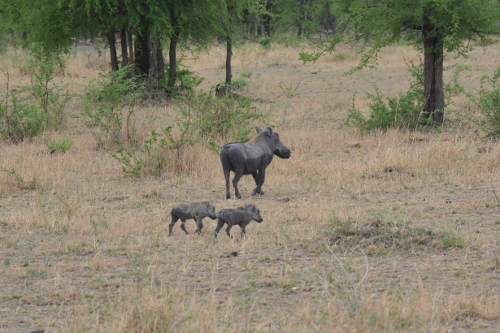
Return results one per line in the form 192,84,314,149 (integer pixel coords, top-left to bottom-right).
1,41,500,333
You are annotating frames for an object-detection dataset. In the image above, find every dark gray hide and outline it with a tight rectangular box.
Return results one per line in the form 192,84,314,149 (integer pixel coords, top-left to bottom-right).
220,126,291,199
169,202,217,236
214,204,263,238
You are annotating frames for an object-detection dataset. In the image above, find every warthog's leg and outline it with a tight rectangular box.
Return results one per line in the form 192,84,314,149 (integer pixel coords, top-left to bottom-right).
251,172,263,195
225,224,234,238
232,172,243,199
180,220,189,234
169,215,179,236
214,217,225,238
251,169,266,196
194,218,203,234
224,169,231,199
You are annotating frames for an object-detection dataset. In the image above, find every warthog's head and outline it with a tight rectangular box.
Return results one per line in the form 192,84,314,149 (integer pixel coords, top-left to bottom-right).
256,127,291,159
245,204,263,223
206,202,217,220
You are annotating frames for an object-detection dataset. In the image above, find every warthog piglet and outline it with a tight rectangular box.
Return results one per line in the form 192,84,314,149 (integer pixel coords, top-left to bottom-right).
169,202,217,236
214,204,263,238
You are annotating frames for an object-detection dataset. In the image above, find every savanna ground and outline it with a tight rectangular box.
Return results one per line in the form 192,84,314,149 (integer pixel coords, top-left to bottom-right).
1,40,500,332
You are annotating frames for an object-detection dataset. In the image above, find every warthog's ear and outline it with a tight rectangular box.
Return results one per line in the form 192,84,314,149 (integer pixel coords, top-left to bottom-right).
266,127,273,136
255,126,264,134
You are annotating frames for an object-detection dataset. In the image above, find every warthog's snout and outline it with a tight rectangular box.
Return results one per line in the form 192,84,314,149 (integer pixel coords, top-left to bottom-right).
279,148,291,159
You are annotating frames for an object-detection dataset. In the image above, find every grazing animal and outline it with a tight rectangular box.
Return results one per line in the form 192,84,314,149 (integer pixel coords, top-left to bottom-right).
215,83,228,97
220,126,291,199
214,204,263,238
168,202,217,236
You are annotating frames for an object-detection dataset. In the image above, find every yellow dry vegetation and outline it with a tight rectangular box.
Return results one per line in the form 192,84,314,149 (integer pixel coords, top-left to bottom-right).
1,41,500,332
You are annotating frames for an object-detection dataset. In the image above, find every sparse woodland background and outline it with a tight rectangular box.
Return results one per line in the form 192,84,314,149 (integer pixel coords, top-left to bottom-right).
2,0,500,332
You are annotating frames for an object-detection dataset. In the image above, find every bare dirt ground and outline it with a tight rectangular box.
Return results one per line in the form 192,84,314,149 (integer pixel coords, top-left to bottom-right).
1,42,500,332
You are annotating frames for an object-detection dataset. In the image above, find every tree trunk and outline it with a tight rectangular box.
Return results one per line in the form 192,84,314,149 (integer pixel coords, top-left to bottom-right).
147,27,159,83
263,0,274,36
106,33,119,72
127,30,135,78
135,29,150,78
423,24,445,124
168,29,180,91
168,7,181,91
120,29,128,67
157,41,165,82
226,36,232,94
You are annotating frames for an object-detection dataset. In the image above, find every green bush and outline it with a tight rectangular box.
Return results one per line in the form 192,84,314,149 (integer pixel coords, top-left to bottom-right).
0,56,72,143
28,56,72,130
273,34,304,48
82,66,144,148
475,67,500,137
112,90,268,177
0,101,47,142
228,76,248,89
240,71,253,78
345,61,426,132
185,91,266,145
174,68,204,94
442,232,466,249
47,136,74,153
345,89,424,132
258,36,271,49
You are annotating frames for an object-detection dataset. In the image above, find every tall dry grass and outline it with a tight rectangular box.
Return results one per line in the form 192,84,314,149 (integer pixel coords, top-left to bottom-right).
1,41,500,332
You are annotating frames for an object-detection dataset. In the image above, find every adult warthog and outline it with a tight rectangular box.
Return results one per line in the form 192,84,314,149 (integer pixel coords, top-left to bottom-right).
220,126,291,199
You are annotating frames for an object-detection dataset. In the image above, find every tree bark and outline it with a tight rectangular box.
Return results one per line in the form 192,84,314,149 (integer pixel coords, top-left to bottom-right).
106,33,119,72
147,27,159,83
263,0,274,36
120,29,128,67
168,29,180,90
135,28,150,78
422,20,445,124
157,41,165,82
226,36,232,93
168,7,181,91
127,30,135,78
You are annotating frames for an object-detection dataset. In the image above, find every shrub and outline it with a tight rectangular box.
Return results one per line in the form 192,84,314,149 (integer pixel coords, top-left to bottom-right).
345,88,424,132
81,66,145,148
0,100,47,142
442,231,466,249
47,136,74,153
0,55,72,143
228,76,247,89
345,61,425,131
474,67,500,137
258,36,271,48
240,71,252,78
112,90,268,177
